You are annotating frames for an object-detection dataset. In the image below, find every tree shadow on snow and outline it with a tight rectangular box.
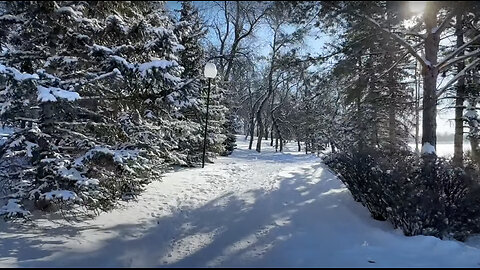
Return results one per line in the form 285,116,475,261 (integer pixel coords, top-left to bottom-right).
1,160,396,267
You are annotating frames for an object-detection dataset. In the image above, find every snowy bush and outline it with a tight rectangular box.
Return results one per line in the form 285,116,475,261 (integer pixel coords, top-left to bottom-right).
324,149,480,241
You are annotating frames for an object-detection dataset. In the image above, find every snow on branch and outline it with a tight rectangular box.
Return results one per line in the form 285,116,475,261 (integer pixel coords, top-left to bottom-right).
37,85,81,103
41,190,78,202
0,14,25,23
0,199,30,218
0,63,39,81
437,57,480,98
92,68,123,81
74,147,139,167
138,59,178,77
110,55,135,70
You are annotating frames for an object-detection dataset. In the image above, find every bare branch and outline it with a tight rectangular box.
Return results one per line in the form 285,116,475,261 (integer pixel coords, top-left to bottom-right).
438,49,480,72
437,33,480,69
437,57,480,98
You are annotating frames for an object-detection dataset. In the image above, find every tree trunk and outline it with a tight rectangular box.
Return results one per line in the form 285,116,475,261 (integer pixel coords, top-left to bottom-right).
270,128,274,146
471,137,480,166
255,110,264,152
330,140,336,153
297,139,301,152
272,117,282,152
415,60,420,155
248,115,255,150
421,6,440,156
388,69,396,149
453,13,465,167
256,95,271,152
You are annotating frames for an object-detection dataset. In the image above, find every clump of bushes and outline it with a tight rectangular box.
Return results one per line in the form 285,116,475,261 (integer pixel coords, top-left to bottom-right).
324,148,480,241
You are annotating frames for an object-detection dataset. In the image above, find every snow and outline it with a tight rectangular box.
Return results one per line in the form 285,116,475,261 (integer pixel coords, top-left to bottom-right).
110,55,135,70
138,59,178,77
91,44,114,55
42,190,78,201
0,63,39,81
37,85,80,102
0,14,23,22
24,141,38,157
56,6,82,17
95,68,122,80
1,135,479,267
57,166,99,186
74,147,139,166
464,109,478,120
421,142,436,155
409,143,471,158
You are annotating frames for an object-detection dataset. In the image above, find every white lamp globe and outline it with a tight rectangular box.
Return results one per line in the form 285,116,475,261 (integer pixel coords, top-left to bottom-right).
204,62,217,78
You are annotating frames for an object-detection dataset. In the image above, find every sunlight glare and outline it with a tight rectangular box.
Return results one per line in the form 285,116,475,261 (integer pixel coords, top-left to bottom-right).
408,1,426,14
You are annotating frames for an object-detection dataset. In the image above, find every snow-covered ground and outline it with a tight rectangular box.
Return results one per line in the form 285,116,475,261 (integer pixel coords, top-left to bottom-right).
1,135,480,267
409,142,471,158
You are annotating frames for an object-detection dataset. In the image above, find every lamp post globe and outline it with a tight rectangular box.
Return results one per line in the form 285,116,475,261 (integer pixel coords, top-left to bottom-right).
202,63,217,168
204,62,217,78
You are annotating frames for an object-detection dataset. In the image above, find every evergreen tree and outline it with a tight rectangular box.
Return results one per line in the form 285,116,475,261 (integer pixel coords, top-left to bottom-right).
0,1,216,216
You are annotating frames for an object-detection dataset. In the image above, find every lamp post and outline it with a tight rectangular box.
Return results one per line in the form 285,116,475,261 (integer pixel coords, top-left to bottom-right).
202,62,217,168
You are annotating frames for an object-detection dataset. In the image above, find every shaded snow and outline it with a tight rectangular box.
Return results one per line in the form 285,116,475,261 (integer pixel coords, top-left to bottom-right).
0,136,479,267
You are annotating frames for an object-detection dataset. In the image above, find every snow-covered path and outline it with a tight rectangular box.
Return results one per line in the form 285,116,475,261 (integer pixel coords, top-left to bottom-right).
1,135,480,267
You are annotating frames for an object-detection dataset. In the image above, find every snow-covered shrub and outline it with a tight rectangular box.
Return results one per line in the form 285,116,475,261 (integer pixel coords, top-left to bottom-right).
324,148,480,241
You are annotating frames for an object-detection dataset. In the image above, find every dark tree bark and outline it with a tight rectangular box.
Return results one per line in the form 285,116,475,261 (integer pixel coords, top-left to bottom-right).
421,5,440,156
453,12,465,167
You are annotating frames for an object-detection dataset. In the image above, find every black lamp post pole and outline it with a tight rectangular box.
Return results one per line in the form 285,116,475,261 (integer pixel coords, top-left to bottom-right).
202,78,212,168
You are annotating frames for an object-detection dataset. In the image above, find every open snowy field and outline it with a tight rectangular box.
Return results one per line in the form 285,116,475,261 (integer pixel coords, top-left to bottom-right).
1,135,480,267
